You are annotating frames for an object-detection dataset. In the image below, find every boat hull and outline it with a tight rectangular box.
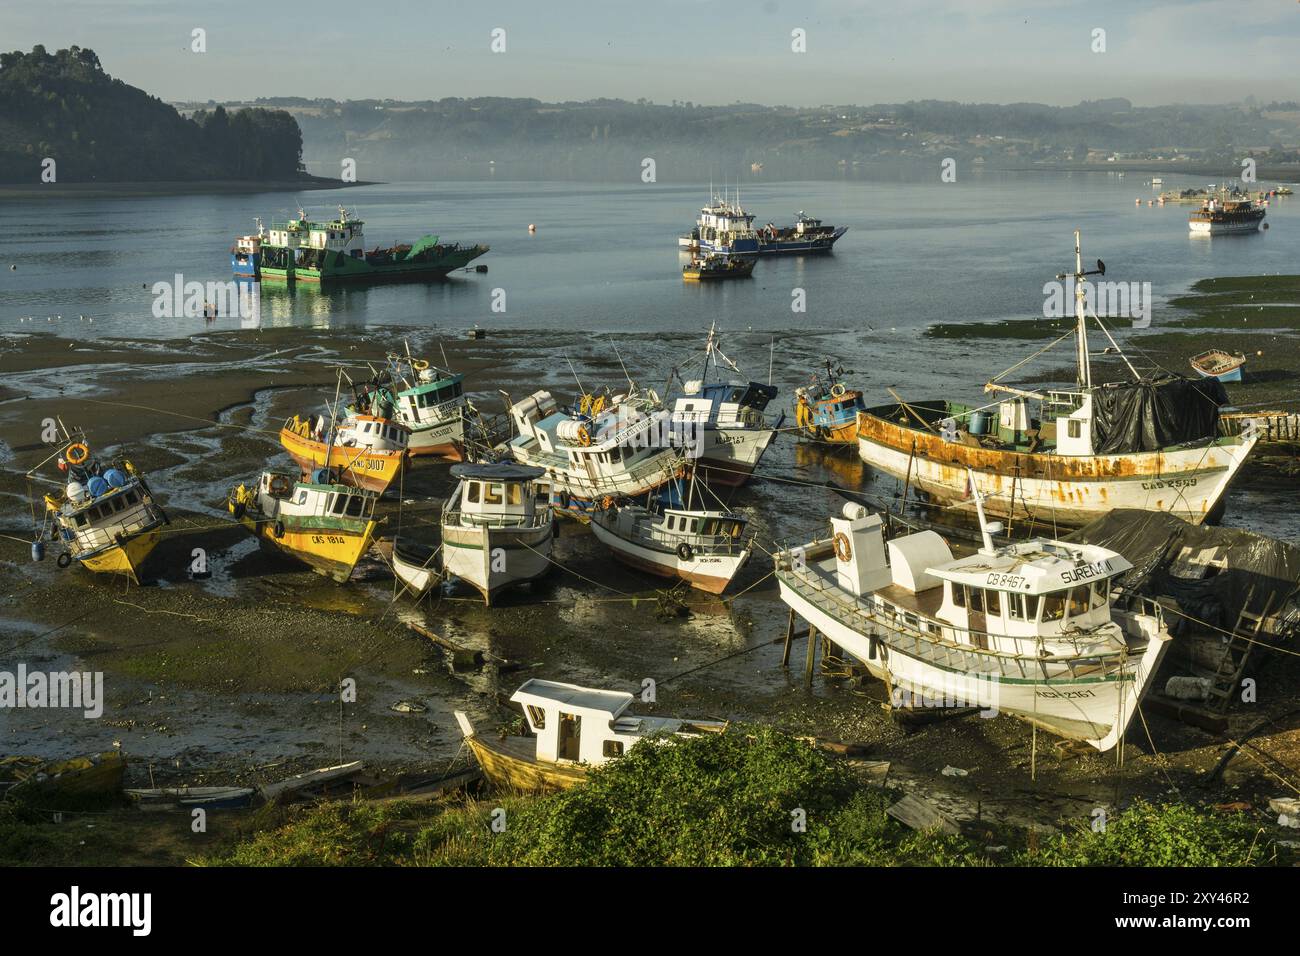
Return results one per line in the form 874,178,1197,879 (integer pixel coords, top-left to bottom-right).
589,517,749,594
757,226,848,254
464,733,587,792
240,514,377,583
404,418,465,459
694,425,777,487
75,527,162,583
856,409,1257,526
441,521,553,605
1189,219,1263,236
259,244,488,283
777,567,1170,751
280,427,404,495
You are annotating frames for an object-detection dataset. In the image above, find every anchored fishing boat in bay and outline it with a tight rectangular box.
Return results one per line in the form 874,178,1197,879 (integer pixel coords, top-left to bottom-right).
856,232,1258,527
776,489,1172,752
455,679,726,792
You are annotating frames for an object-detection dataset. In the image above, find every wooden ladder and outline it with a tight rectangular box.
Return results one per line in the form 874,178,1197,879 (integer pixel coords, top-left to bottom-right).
1206,585,1273,713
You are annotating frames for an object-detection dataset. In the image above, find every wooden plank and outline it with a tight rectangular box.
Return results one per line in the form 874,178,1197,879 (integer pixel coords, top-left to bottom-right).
887,793,961,835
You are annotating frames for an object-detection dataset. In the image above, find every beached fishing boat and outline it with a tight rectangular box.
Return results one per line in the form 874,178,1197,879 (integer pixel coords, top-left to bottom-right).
349,346,468,459
125,786,255,810
666,324,781,487
280,412,407,495
590,502,752,593
440,463,554,604
775,491,1172,752
1,751,126,802
245,206,488,282
1189,193,1266,235
795,361,866,444
502,389,687,514
1191,348,1247,383
756,212,848,255
228,472,380,582
454,679,726,792
682,253,756,281
391,538,440,599
855,231,1257,527
29,431,168,584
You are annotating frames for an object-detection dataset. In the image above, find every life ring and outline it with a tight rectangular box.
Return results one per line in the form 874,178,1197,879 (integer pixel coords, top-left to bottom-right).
269,475,291,497
273,520,286,539
833,532,853,562
830,383,847,398
56,551,72,569
65,442,90,465
577,426,592,447
411,359,429,370
676,542,694,562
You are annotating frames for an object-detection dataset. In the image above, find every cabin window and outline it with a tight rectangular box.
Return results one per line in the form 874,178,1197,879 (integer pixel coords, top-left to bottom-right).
506,483,522,506
666,516,676,531
1066,586,1091,618
346,496,364,517
904,613,920,632
125,491,138,506
953,585,966,608
112,497,124,512
296,491,308,505
74,513,87,527
1092,580,1110,608
364,422,373,433
968,588,985,613
603,741,624,758
1042,592,1066,621
526,705,546,729
1025,595,1041,620
1068,419,1082,439
331,495,346,515
484,483,503,505
1008,594,1025,620
688,519,699,533
467,482,481,504
985,589,1001,616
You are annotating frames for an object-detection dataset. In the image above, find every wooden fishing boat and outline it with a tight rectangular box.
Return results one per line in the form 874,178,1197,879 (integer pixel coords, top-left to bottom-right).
455,679,726,792
795,361,866,444
441,463,554,604
589,503,752,594
1191,349,1247,383
280,413,407,495
257,761,366,802
775,491,1171,752
855,232,1257,527
125,786,255,810
1,751,126,802
228,472,380,582
682,253,755,281
29,430,168,584
391,537,440,599
349,346,468,460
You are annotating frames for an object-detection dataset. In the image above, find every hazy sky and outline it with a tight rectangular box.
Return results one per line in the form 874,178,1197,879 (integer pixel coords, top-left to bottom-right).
4,0,1298,106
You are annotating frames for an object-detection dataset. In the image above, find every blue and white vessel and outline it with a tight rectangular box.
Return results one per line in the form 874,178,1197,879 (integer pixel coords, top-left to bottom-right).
679,194,760,257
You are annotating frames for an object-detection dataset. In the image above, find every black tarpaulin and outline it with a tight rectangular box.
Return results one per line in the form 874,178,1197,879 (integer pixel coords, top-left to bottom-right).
1066,509,1300,638
1089,375,1228,454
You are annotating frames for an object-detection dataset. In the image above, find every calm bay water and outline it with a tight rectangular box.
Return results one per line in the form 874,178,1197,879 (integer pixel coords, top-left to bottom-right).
3,171,1298,340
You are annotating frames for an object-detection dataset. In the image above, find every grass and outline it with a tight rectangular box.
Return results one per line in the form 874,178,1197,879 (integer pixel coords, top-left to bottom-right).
5,729,1289,867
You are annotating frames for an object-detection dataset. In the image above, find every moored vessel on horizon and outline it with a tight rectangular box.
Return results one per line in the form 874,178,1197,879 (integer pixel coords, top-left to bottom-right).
1188,192,1266,235
682,253,755,281
756,212,848,254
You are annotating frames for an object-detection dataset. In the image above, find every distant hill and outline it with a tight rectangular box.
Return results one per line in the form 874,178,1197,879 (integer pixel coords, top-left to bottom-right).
0,45,306,184
178,94,1300,183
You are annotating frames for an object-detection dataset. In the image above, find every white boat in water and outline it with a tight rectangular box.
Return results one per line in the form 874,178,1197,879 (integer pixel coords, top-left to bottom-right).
501,389,686,513
855,231,1257,526
590,502,752,594
440,462,554,604
775,490,1172,752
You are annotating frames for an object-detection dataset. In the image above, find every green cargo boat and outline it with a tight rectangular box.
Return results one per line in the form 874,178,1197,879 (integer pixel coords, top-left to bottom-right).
237,206,488,283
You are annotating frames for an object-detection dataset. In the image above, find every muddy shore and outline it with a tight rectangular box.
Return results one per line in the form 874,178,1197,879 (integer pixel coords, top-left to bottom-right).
2,317,1299,836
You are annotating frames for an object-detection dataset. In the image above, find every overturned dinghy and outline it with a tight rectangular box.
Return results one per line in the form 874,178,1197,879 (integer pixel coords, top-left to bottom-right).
441,463,554,605
590,503,752,594
455,679,726,792
775,492,1172,752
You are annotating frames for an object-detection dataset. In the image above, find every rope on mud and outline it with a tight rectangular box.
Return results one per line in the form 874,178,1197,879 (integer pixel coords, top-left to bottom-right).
0,610,93,653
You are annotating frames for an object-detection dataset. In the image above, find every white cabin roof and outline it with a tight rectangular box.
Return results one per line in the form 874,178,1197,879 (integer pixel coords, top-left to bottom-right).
931,539,1131,595
511,679,634,719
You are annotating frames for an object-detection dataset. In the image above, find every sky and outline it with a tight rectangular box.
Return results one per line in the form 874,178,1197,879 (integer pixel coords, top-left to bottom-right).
3,0,1299,107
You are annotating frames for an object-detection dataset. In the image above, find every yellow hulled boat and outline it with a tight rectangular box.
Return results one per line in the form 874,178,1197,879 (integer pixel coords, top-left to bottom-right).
280,414,407,495
229,472,381,582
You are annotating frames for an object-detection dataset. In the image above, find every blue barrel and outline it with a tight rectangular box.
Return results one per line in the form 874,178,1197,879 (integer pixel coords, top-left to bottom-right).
968,410,992,435
103,468,127,488
31,540,45,562
86,475,110,497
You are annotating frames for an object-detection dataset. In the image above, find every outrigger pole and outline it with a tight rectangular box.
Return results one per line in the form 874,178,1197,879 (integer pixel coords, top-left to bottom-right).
1056,229,1106,390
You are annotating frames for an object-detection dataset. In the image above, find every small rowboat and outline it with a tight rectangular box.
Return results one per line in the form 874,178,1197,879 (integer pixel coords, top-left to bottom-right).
1190,348,1247,383
391,537,441,599
125,786,255,810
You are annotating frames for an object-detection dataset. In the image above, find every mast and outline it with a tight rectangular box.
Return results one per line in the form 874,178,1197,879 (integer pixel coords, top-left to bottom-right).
1073,229,1091,390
